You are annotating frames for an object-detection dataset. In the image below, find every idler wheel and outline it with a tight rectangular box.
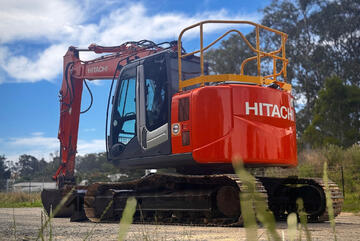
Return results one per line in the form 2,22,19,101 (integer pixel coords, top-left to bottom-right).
216,186,240,217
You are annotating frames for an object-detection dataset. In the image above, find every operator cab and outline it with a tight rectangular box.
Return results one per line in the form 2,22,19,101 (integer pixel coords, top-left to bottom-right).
108,50,201,168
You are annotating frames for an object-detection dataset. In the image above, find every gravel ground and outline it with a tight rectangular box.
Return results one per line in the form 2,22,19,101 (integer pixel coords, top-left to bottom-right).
0,208,360,240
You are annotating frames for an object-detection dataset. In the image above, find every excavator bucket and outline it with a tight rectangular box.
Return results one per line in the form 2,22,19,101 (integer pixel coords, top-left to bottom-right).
41,189,73,217
41,188,88,221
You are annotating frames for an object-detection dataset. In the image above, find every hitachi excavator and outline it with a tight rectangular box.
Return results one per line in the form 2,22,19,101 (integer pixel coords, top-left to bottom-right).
41,20,343,225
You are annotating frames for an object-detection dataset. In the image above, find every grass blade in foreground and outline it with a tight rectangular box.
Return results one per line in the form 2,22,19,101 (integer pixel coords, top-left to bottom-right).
83,200,114,241
233,159,257,240
233,158,280,241
118,197,137,241
12,208,17,241
36,188,74,241
323,161,337,241
297,198,311,241
287,213,297,241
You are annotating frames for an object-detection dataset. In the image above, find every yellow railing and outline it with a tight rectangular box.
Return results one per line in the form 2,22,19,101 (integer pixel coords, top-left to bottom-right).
177,20,290,91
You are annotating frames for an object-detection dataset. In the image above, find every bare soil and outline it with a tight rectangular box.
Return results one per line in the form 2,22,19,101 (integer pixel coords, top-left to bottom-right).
0,208,359,240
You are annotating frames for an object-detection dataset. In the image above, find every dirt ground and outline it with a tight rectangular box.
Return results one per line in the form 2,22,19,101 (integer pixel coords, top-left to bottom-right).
0,208,359,241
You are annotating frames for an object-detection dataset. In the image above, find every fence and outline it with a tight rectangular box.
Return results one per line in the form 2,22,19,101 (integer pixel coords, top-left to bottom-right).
0,179,56,193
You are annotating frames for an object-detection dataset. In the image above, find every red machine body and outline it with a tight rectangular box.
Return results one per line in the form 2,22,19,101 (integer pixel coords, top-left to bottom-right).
171,84,297,166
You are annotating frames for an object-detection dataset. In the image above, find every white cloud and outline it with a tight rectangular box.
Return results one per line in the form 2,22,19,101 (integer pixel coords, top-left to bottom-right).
0,0,84,43
3,133,58,161
97,5,259,45
0,132,105,162
0,1,260,83
77,139,105,155
2,44,67,82
8,134,58,149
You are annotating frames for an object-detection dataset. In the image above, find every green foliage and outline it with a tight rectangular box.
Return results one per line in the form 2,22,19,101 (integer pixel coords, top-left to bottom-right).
0,192,42,208
15,155,49,182
342,193,360,212
302,76,360,148
265,145,360,213
204,33,257,75
0,155,11,189
7,153,60,183
75,152,145,183
4,151,146,185
261,0,360,135
297,145,360,194
304,145,360,213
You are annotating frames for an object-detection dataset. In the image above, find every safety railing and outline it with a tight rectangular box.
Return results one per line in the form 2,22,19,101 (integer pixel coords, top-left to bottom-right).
177,20,290,91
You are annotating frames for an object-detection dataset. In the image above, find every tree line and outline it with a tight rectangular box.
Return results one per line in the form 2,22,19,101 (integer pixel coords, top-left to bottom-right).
0,153,146,190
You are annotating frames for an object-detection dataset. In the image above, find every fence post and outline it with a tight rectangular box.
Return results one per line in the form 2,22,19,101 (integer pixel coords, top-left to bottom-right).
341,165,345,198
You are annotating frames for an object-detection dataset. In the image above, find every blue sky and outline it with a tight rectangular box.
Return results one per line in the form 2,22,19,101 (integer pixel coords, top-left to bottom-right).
0,0,270,162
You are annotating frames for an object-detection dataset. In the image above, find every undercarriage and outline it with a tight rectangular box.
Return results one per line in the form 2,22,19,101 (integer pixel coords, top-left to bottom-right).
41,173,343,226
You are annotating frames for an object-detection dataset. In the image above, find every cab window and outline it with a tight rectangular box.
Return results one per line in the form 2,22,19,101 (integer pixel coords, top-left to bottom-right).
144,59,168,131
115,67,136,144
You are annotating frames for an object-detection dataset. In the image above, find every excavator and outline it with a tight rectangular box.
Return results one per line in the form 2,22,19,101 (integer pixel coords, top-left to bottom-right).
41,20,343,225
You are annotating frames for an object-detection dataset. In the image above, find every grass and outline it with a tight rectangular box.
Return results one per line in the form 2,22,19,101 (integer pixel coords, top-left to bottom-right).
118,197,137,241
342,193,360,213
0,192,42,208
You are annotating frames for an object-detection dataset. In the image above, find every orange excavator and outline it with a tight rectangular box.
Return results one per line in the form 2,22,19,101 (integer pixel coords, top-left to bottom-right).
41,21,343,225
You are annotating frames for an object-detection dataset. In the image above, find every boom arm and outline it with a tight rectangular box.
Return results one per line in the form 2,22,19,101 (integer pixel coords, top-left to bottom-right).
53,40,177,187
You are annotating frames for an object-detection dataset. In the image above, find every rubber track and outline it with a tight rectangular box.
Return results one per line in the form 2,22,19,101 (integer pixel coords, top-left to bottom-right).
258,176,343,222
311,178,343,222
84,174,268,227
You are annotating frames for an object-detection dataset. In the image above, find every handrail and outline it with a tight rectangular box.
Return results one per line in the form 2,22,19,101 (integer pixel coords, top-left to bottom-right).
177,20,289,91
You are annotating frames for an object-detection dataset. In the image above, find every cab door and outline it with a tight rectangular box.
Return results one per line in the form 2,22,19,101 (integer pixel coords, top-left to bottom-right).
109,54,171,162
137,56,169,150
109,63,138,157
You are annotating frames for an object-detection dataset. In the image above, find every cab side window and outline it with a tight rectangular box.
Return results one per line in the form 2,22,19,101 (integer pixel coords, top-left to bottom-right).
144,59,168,131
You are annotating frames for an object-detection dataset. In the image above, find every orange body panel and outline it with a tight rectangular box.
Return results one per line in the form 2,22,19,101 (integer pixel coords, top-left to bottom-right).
171,84,297,167
171,92,193,154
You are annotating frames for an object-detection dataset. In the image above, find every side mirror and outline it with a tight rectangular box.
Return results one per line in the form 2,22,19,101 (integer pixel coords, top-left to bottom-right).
110,143,126,157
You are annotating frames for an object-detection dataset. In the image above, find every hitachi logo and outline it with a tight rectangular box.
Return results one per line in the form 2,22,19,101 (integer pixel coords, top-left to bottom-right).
245,102,294,121
87,65,108,73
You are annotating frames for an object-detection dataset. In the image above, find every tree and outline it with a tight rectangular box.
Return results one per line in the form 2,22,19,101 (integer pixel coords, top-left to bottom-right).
75,152,146,183
0,155,11,189
262,0,360,135
302,76,360,148
16,154,48,181
205,33,257,75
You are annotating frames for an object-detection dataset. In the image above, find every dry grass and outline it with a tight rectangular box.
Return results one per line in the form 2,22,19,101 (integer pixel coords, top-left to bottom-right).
0,192,42,208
